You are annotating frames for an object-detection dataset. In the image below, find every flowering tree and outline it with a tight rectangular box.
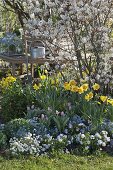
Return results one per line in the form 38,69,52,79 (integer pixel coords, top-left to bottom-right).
22,0,113,79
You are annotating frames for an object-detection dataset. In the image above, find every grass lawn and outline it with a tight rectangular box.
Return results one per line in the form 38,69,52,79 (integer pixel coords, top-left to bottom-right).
0,153,113,170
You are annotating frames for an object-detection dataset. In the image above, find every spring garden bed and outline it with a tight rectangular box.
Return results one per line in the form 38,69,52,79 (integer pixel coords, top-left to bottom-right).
0,63,113,158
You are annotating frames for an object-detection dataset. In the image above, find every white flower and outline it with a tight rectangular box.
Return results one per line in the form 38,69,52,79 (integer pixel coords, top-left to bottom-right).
81,134,85,139
79,141,83,145
102,142,106,147
64,129,68,134
31,105,35,110
82,37,87,44
27,106,30,111
85,146,89,150
69,123,73,129
76,128,79,132
56,110,60,115
97,140,103,145
30,13,35,19
96,74,100,80
90,135,95,140
106,137,110,142
67,140,71,145
78,123,85,127
101,131,108,135
23,2,27,7
95,133,102,139
87,141,91,145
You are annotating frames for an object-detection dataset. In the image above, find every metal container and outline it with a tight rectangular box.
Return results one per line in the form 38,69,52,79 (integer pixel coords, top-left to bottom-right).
31,46,45,59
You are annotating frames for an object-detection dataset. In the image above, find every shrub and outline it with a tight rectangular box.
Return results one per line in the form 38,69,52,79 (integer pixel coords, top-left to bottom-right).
0,77,36,122
4,118,35,139
0,131,7,150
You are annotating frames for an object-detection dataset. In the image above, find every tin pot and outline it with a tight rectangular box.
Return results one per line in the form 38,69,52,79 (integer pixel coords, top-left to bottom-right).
31,46,45,59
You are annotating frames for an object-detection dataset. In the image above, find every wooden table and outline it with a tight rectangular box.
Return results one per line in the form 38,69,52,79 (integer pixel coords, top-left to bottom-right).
0,54,66,77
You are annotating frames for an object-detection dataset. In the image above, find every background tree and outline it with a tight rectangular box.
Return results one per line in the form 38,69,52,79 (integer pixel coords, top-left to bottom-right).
22,0,113,80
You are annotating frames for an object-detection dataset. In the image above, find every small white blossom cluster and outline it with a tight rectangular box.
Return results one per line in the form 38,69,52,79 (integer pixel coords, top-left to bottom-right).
9,131,71,156
0,123,5,130
76,130,110,152
96,58,113,84
76,132,91,151
56,133,67,142
9,132,52,156
95,131,110,147
68,115,86,134
8,120,112,156
7,112,113,156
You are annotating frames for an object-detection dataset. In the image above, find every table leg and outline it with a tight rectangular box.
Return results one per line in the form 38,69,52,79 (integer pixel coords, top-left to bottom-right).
19,64,23,75
12,63,16,76
31,63,34,78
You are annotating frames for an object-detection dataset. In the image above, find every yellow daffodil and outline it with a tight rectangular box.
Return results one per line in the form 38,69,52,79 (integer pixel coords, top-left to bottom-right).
85,92,93,101
70,85,79,92
44,70,48,74
81,83,89,91
0,76,16,89
85,94,90,101
110,100,113,106
69,80,77,86
107,99,113,106
64,82,70,90
100,96,108,102
33,83,41,90
51,78,59,85
92,83,100,91
78,86,84,94
88,92,93,98
40,75,46,80
51,79,55,85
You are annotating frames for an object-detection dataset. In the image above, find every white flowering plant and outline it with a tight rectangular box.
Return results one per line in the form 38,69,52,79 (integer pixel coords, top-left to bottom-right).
2,106,113,156
75,130,110,154
22,0,113,80
9,132,52,156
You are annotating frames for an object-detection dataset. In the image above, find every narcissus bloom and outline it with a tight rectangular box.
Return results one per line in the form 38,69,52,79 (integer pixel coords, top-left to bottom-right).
33,83,41,90
85,92,93,101
0,76,16,90
92,83,100,91
51,78,59,85
40,75,46,80
100,96,108,102
81,84,89,91
78,86,84,94
107,99,113,106
44,70,48,74
69,80,77,86
70,85,79,92
64,82,70,90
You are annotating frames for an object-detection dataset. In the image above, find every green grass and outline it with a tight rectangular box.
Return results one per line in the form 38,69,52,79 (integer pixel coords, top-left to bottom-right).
0,153,113,170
